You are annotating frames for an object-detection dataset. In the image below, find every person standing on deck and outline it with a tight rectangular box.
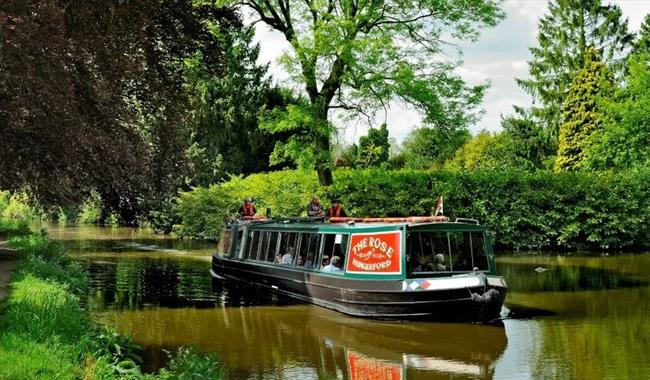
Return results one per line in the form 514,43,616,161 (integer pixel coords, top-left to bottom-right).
326,198,347,218
307,196,325,217
238,197,256,218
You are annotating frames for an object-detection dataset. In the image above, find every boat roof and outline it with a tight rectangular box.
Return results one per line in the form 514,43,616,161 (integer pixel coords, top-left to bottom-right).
231,218,486,232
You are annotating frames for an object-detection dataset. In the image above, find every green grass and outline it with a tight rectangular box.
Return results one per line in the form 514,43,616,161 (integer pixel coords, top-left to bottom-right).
0,221,226,379
0,333,81,380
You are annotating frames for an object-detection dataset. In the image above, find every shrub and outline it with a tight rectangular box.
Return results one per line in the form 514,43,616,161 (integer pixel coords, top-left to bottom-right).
78,190,103,224
157,347,226,380
1,193,41,221
0,190,9,214
177,168,650,251
0,218,31,236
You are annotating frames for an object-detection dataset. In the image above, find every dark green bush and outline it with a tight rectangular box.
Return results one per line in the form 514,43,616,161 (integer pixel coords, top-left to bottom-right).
178,168,650,251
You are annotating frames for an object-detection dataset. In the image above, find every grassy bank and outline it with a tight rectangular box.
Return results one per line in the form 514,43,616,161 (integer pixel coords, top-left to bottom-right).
0,222,225,379
177,168,650,251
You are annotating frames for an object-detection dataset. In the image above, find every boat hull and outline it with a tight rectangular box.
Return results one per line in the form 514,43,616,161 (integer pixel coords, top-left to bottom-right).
211,256,507,322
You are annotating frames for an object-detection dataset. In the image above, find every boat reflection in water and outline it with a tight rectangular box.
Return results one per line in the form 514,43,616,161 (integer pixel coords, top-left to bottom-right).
98,283,507,380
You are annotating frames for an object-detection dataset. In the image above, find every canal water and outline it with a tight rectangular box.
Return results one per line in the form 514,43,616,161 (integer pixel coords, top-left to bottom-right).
48,225,650,380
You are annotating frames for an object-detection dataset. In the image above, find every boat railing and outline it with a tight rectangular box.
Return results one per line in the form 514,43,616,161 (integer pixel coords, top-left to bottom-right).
453,218,480,225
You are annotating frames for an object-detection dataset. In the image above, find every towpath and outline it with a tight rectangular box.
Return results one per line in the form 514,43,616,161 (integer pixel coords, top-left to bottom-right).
0,240,18,306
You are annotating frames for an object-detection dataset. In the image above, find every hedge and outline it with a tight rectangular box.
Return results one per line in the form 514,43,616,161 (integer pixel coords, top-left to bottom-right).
177,169,650,251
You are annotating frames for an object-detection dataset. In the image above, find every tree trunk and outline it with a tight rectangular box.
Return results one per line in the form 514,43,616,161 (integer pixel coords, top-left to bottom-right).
317,165,333,186
316,134,333,186
314,105,333,186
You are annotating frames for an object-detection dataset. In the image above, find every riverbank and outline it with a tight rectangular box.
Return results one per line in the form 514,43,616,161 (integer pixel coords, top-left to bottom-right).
0,220,226,379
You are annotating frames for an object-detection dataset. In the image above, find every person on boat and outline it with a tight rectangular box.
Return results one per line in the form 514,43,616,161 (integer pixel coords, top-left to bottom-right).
275,254,283,264
281,247,294,265
238,197,256,218
321,255,330,268
307,196,325,217
434,253,447,271
322,256,342,272
326,198,347,218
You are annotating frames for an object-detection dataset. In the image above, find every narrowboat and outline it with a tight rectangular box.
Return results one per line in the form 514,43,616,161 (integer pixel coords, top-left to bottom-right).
210,217,507,322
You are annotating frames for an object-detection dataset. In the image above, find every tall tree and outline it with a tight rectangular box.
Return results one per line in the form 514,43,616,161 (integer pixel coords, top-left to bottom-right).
555,47,612,172
183,27,295,187
218,0,504,185
517,0,632,136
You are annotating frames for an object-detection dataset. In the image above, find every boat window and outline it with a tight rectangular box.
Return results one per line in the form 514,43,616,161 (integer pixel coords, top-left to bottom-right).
297,233,320,269
409,231,449,272
449,231,474,271
471,232,489,270
277,232,299,265
320,234,348,273
262,231,280,262
217,228,233,257
234,227,245,258
246,230,260,260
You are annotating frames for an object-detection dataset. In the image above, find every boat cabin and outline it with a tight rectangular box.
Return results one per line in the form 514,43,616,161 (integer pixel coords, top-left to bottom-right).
216,219,495,280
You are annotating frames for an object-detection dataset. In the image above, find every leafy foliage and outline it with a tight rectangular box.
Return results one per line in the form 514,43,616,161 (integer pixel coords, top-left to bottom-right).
634,14,650,55
585,53,650,170
178,168,650,250
402,127,470,169
517,0,632,135
77,190,103,224
555,48,612,171
183,26,293,186
357,124,390,168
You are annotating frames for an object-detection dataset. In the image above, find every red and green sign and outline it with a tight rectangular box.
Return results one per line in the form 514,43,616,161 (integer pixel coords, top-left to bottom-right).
346,231,402,274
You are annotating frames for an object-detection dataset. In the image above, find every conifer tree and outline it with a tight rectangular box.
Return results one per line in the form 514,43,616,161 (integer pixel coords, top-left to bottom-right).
517,0,632,136
634,14,650,55
555,48,612,172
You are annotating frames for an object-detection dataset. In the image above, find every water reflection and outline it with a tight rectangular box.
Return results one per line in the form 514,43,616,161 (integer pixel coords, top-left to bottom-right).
98,306,507,380
86,258,300,310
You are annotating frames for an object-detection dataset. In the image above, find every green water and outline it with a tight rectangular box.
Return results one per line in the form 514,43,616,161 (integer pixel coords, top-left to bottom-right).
47,225,650,380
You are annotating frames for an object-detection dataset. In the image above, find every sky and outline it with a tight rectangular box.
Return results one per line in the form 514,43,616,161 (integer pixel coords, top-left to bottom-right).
250,0,650,145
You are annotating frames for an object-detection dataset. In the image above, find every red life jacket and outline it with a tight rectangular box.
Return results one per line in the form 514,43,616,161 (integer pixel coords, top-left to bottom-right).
241,204,255,217
328,206,342,217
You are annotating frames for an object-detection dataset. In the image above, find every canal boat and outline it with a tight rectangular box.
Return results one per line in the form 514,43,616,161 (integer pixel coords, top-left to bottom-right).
210,217,507,321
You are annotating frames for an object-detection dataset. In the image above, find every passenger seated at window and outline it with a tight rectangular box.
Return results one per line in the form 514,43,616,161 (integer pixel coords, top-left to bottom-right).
434,254,447,271
281,247,294,265
412,252,426,272
275,254,282,264
321,255,330,268
322,256,342,272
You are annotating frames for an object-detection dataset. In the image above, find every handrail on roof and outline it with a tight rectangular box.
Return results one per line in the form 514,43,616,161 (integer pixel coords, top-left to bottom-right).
453,218,480,225
329,216,449,224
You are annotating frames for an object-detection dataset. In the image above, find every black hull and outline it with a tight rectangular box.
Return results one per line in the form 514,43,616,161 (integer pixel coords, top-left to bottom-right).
212,257,507,322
